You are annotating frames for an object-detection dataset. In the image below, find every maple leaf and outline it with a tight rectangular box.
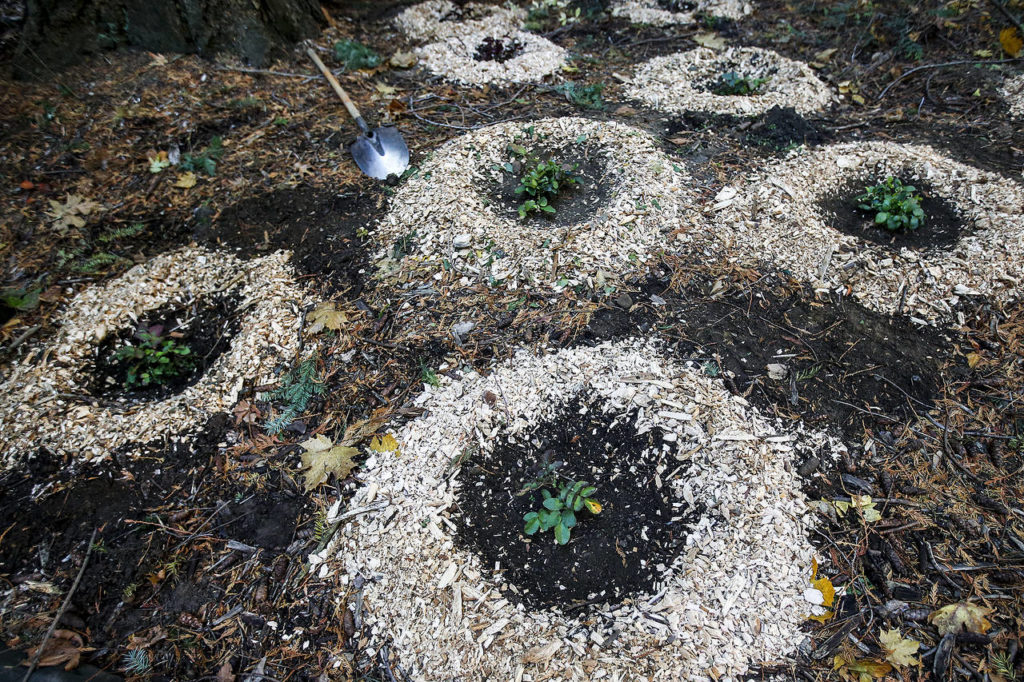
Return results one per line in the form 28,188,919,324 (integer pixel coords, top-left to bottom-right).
148,150,169,173
299,434,359,490
694,32,727,49
879,628,920,667
233,399,261,426
929,602,993,636
834,495,881,522
307,302,347,335
1000,27,1022,58
369,433,399,454
47,194,101,234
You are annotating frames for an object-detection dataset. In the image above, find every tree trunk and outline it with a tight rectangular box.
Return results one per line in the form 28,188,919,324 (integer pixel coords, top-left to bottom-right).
14,0,325,78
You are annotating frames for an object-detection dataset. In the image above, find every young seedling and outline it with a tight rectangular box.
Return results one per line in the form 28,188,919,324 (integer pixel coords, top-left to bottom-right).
712,71,768,96
113,326,195,389
523,480,601,545
514,157,581,219
855,176,926,232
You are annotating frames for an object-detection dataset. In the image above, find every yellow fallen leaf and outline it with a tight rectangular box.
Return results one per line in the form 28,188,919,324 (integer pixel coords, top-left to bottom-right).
880,628,920,667
929,602,993,636
807,558,837,622
174,172,197,189
300,434,359,490
833,655,892,682
370,433,399,454
1000,27,1023,57
307,302,347,334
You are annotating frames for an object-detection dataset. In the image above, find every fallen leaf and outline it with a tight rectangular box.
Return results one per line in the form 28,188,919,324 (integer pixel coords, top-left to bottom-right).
834,495,881,522
47,194,102,234
148,150,169,173
929,602,993,636
22,630,91,671
369,433,399,454
19,180,34,190
813,47,838,63
374,81,397,97
693,32,727,50
967,351,982,368
880,628,920,667
1000,27,1022,57
807,557,836,622
173,171,197,189
614,104,637,116
390,51,417,68
833,655,892,682
299,435,359,490
307,302,347,334
233,399,261,426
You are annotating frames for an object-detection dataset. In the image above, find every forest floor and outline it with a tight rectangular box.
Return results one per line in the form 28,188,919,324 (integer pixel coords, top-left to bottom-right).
0,0,1022,680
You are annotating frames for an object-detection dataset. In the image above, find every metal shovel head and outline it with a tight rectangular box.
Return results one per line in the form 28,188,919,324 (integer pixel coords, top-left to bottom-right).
350,126,409,180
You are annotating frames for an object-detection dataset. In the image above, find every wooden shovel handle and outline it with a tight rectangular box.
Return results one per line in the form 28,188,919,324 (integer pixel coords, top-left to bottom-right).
306,47,363,123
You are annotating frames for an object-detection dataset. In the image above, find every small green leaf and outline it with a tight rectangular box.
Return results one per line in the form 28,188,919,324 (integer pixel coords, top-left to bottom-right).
524,516,541,535
543,497,562,511
554,523,570,545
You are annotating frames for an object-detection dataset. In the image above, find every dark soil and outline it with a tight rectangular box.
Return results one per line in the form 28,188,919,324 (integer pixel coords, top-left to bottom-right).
474,36,524,63
196,187,374,295
746,106,827,150
491,140,612,228
456,396,696,610
87,293,241,401
820,176,966,250
0,413,309,675
667,106,829,159
582,274,953,443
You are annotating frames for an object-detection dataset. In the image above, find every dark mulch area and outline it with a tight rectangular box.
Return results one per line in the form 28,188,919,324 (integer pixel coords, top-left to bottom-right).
457,396,694,610
87,293,241,401
196,187,378,295
820,175,967,250
583,269,956,444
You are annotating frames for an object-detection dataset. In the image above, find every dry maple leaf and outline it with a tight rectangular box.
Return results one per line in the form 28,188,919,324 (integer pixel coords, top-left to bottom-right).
233,399,261,426
307,302,347,335
22,629,91,671
929,602,993,636
300,434,359,490
879,628,920,667
833,655,892,682
47,194,101,234
173,171,197,189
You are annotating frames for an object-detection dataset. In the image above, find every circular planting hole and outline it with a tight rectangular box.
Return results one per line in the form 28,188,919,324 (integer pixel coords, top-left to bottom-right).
456,395,697,610
820,173,965,250
87,293,241,401
489,138,610,228
473,36,525,63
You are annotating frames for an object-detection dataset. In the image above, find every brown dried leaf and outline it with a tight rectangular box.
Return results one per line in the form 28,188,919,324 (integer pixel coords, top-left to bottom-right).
1000,27,1022,57
308,302,348,335
22,630,89,671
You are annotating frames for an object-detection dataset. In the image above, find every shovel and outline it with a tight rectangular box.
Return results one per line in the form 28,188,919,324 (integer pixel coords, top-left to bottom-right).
307,47,410,180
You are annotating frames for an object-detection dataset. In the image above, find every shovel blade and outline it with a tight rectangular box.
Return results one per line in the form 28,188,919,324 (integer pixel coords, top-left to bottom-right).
350,126,409,180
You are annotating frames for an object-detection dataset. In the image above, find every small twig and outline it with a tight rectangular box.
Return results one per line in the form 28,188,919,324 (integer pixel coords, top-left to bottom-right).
213,65,319,81
21,528,98,682
878,58,1022,99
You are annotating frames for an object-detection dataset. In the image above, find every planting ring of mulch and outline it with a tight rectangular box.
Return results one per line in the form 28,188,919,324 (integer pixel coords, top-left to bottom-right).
328,341,845,681
394,0,525,43
413,18,567,86
1001,72,1024,118
711,142,1024,322
610,0,753,27
373,117,690,292
626,47,833,116
0,247,306,465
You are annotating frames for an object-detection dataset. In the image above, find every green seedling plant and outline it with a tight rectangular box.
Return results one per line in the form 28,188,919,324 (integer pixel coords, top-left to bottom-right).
514,157,581,218
181,136,224,176
523,480,601,545
713,71,768,96
556,82,605,110
333,40,381,71
855,176,926,231
113,326,195,389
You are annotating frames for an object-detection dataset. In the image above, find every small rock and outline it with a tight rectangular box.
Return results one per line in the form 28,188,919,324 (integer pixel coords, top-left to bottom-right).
614,293,633,310
453,234,471,249
797,456,819,477
766,363,788,380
